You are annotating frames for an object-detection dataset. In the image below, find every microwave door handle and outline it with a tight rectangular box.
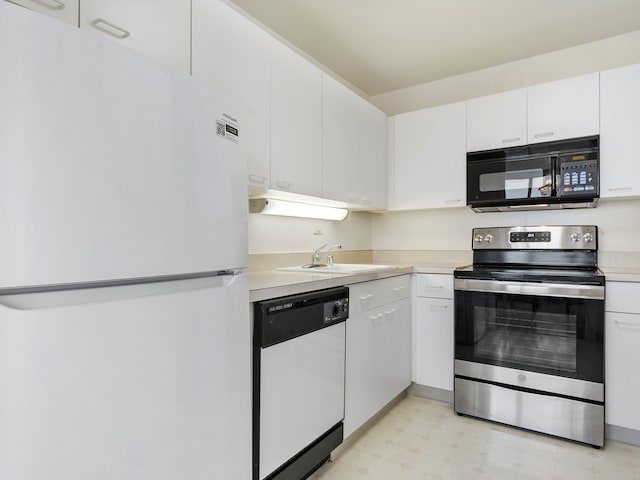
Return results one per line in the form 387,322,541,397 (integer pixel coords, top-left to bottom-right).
551,155,558,196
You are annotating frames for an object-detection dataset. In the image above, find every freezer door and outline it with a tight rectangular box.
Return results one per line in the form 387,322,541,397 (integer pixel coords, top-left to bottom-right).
0,274,250,480
0,2,247,289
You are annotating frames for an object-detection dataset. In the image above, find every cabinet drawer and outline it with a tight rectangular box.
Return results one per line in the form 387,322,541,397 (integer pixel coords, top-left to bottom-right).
416,274,453,299
606,282,640,314
348,275,411,315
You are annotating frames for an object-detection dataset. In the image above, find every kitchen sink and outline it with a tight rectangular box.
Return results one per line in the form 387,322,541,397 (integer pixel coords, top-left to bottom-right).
279,264,396,274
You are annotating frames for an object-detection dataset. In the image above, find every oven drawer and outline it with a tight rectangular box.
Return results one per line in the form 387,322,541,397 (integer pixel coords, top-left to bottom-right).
454,378,604,447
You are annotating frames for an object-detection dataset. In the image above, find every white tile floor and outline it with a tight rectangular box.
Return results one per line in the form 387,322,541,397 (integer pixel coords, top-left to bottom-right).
315,395,640,480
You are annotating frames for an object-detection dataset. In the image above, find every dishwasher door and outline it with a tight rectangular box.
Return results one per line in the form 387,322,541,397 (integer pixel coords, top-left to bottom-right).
254,286,348,480
259,323,345,479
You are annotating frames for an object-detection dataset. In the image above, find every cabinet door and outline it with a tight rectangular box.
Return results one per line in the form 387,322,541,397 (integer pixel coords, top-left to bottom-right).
605,311,640,431
10,0,79,25
321,74,360,203
358,98,388,209
270,39,322,197
527,73,599,144
466,88,527,152
600,64,640,199
415,298,453,390
80,0,191,73
192,0,270,190
344,298,411,438
382,298,412,401
390,102,466,210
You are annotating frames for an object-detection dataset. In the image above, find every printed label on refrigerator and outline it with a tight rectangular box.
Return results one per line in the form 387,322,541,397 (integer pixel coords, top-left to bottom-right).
216,112,239,144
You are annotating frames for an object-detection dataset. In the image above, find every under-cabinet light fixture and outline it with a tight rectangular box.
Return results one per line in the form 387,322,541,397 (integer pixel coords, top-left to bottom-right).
249,198,349,221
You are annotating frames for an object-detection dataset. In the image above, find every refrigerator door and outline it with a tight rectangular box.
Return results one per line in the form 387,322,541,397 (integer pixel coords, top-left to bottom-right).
0,274,250,480
0,2,247,289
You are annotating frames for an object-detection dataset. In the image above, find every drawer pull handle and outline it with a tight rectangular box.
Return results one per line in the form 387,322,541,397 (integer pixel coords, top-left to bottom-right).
90,18,130,39
607,187,633,192
533,131,555,139
502,137,520,144
614,319,640,328
275,180,291,190
370,313,383,325
31,0,65,10
359,294,373,301
248,174,266,185
393,287,405,293
430,304,448,310
444,199,462,204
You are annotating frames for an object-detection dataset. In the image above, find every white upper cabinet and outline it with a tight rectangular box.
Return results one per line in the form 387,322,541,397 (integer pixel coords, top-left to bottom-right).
80,0,191,73
358,98,388,209
321,74,388,209
466,88,527,152
527,72,599,144
270,39,322,197
466,74,599,152
321,74,361,204
10,0,79,25
192,0,270,190
600,63,640,199
390,101,466,210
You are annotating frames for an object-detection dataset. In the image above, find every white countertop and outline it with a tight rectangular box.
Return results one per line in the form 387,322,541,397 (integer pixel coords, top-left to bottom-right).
248,262,640,302
248,264,454,302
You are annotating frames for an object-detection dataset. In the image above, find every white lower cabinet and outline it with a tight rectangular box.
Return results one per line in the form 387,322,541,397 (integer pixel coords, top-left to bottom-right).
414,274,454,391
344,275,412,438
605,281,640,432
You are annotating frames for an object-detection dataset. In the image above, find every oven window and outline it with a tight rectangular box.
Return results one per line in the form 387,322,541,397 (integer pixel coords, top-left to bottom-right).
455,290,604,382
473,306,576,372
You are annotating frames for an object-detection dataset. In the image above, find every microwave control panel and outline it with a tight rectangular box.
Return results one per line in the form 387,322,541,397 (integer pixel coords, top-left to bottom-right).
558,151,598,196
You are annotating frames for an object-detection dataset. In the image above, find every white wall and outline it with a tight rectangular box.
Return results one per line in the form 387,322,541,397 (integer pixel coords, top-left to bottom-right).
248,211,371,254
371,198,640,253
372,29,640,115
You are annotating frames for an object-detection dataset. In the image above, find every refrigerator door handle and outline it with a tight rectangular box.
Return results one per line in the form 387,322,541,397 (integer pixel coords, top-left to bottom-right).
0,274,238,311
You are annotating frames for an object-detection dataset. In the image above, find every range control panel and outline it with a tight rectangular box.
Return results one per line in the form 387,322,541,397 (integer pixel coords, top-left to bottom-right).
510,231,551,243
472,225,598,250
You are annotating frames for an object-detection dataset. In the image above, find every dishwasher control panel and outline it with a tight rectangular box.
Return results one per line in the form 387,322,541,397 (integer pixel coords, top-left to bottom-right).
323,298,349,324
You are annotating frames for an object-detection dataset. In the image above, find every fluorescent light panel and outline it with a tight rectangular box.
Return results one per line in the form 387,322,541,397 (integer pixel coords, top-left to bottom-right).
249,198,348,221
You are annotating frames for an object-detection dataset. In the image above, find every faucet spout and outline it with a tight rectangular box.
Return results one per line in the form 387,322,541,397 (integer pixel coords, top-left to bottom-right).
311,243,327,265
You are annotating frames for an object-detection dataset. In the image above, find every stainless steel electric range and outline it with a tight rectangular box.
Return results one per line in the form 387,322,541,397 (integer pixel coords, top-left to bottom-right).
453,225,605,447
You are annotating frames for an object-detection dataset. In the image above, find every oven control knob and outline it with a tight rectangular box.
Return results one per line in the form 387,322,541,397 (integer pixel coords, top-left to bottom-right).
474,234,484,243
583,233,594,243
484,234,493,244
570,232,581,243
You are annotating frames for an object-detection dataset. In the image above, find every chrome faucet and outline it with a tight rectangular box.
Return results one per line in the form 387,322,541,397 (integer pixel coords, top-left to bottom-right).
311,243,327,265
310,243,342,266
325,244,342,265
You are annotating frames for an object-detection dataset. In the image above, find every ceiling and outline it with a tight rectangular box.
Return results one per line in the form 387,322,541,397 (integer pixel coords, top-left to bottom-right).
228,0,640,97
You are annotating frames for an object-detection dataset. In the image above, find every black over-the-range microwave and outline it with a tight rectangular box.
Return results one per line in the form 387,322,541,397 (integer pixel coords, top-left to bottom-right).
466,135,599,212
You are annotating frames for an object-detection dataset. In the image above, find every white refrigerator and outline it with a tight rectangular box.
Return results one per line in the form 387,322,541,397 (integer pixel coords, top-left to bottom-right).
0,2,250,479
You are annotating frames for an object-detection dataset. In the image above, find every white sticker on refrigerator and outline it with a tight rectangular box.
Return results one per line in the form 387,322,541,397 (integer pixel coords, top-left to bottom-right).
216,112,239,144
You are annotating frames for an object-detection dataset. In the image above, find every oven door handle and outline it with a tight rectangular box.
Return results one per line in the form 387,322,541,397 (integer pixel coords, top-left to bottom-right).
454,278,604,300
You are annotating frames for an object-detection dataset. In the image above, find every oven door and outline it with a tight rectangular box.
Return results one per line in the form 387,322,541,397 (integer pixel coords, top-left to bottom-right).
454,278,604,385
467,153,554,209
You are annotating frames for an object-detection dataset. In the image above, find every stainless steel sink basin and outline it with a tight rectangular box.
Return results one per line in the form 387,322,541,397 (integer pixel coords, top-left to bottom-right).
279,264,395,274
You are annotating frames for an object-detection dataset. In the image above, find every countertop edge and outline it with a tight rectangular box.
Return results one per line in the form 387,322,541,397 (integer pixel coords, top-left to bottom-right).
249,264,640,302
